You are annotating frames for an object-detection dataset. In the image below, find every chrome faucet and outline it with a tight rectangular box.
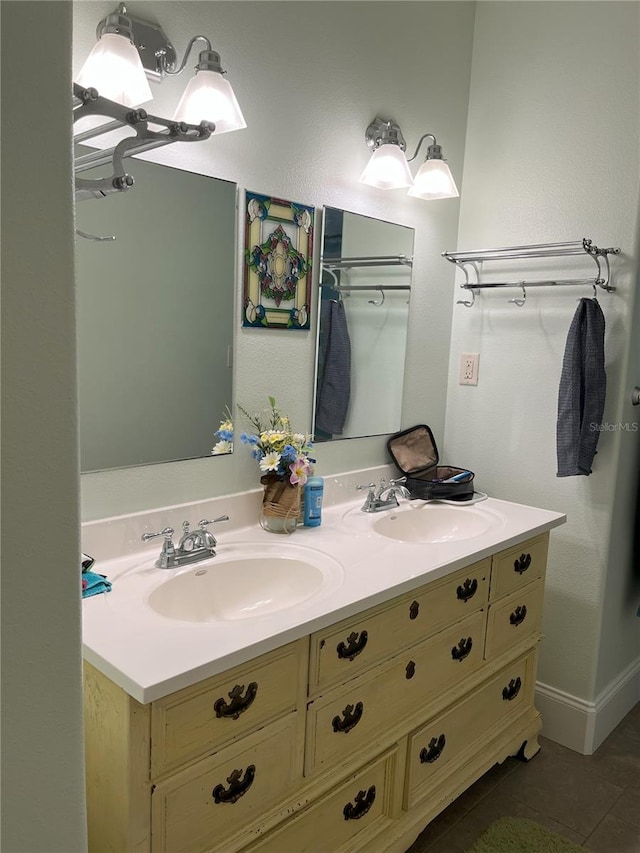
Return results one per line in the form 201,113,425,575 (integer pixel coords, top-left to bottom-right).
357,478,411,513
141,515,229,569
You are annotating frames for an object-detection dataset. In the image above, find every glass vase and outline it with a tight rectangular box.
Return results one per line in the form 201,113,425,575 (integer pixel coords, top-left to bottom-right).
260,476,300,535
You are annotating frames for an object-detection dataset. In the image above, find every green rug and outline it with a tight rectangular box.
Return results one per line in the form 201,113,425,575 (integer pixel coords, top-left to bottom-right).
468,817,584,852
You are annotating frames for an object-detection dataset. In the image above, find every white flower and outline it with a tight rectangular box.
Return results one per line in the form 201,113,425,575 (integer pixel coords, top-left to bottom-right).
211,440,233,456
259,451,281,473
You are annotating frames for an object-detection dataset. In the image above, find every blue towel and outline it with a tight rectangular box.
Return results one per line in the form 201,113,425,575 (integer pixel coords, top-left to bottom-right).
556,298,606,476
315,300,351,435
82,571,112,599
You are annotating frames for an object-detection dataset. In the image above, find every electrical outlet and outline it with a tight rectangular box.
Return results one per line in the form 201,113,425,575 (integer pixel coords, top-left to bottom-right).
459,352,479,386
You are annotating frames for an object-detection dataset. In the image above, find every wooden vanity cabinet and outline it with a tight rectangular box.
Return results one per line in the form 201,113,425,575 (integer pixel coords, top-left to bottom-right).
84,640,309,853
84,533,549,853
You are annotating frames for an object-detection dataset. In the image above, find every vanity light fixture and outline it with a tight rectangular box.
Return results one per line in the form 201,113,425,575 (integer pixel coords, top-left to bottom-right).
75,2,246,133
360,117,459,200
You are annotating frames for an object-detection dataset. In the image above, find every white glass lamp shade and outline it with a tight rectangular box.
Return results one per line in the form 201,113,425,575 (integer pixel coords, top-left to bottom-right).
172,70,247,133
75,33,153,107
408,159,459,200
359,144,414,190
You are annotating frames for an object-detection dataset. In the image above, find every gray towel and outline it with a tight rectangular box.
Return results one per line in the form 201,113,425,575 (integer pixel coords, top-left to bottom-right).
556,297,606,476
315,300,351,435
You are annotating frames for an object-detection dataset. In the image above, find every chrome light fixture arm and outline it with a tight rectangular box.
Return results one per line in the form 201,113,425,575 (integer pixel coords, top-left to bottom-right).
160,35,226,78
406,133,436,163
407,132,448,164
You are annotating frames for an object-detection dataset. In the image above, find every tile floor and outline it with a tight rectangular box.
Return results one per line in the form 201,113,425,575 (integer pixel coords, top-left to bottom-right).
405,701,640,852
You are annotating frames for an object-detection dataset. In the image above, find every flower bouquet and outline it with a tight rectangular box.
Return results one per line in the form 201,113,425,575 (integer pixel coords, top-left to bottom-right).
213,397,313,533
211,409,234,456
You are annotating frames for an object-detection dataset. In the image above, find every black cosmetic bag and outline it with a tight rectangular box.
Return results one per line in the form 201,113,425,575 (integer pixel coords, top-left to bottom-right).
387,424,475,501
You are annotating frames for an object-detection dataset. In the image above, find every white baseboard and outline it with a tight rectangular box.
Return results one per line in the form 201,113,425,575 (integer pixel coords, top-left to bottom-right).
536,657,640,754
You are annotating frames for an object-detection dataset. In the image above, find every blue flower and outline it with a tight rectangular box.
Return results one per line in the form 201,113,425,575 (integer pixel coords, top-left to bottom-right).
217,429,233,441
241,432,259,445
280,444,297,463
251,448,263,461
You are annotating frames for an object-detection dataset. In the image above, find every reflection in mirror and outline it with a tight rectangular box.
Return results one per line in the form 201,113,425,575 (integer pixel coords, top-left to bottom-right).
313,207,414,442
75,157,236,472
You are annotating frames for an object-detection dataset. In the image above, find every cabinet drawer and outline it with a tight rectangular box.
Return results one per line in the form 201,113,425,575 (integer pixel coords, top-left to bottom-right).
405,652,535,809
151,712,303,853
490,534,548,601
249,746,401,853
309,560,490,694
151,639,307,777
306,609,486,775
485,580,544,660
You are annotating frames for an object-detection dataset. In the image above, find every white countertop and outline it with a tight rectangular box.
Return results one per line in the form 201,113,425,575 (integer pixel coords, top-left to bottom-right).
82,495,565,703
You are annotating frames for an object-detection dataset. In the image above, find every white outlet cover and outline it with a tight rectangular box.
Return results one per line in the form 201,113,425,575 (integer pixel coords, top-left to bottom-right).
459,352,479,385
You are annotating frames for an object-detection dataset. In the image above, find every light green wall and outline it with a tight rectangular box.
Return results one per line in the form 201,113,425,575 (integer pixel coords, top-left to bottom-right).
1,2,87,850
597,234,640,695
445,1,640,702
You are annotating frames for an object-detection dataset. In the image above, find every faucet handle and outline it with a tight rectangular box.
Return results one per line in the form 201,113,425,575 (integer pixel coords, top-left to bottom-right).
356,483,376,494
199,515,230,528
141,527,174,542
388,477,407,487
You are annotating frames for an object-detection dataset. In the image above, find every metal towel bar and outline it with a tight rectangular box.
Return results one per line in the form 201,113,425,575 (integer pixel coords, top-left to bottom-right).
442,238,620,307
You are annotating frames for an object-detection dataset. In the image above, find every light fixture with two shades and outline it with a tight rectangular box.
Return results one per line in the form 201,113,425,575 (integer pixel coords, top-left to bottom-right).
75,2,246,134
360,116,459,200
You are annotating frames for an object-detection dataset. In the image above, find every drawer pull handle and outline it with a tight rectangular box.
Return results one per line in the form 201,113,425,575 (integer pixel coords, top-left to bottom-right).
336,630,368,661
409,600,420,620
510,605,528,626
457,578,478,602
420,734,446,764
212,764,256,804
406,660,416,679
213,682,258,720
502,677,522,701
332,701,364,733
514,553,532,574
451,637,473,661
343,785,376,821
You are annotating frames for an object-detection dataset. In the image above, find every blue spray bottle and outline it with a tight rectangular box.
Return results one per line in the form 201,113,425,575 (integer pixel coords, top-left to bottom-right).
303,476,324,527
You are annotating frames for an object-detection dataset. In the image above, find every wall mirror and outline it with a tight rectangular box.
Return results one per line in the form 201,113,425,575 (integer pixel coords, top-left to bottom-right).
75,156,236,472
313,207,414,442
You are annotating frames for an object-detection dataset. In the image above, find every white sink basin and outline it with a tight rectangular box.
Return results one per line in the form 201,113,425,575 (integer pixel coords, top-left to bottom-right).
373,504,495,543
104,542,344,624
343,501,505,544
149,555,326,622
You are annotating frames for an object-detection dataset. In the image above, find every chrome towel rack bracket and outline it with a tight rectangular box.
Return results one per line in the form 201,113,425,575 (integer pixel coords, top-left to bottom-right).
73,84,214,202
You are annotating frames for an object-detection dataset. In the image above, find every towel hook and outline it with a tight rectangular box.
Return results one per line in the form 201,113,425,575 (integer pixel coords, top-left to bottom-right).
577,282,599,302
75,227,116,242
508,283,527,307
368,289,385,306
457,288,476,308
